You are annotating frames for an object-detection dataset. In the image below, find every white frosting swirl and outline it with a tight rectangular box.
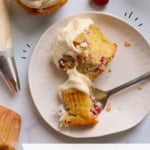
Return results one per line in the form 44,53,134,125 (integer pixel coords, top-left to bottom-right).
20,0,60,9
59,68,92,96
50,18,93,68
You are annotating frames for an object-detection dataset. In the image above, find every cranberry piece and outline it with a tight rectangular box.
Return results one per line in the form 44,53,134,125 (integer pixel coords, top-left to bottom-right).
95,107,102,114
58,58,65,69
92,0,109,5
90,109,97,115
99,56,105,66
93,101,103,114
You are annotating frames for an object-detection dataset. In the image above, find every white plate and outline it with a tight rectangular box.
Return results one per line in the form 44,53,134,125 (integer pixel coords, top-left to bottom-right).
28,12,150,138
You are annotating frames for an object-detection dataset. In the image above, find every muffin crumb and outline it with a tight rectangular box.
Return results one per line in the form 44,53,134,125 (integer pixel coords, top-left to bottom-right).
137,85,143,90
106,102,112,112
108,68,112,73
124,41,131,47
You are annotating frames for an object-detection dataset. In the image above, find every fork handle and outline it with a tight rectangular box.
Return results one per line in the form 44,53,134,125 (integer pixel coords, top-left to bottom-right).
107,71,150,96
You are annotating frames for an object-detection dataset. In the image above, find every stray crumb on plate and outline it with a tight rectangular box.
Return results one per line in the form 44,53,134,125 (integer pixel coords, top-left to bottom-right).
106,68,112,78
124,41,131,47
108,68,112,73
137,85,143,90
106,102,112,112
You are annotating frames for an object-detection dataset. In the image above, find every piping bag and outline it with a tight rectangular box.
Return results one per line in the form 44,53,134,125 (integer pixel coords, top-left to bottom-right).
0,0,20,92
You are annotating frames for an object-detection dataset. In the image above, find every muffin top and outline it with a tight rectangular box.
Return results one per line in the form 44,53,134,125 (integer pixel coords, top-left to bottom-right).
20,0,60,9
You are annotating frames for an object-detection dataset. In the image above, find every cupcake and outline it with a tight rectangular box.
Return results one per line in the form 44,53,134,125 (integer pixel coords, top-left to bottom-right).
57,68,102,128
51,17,117,81
14,0,68,15
59,89,99,127
51,17,117,127
0,105,21,149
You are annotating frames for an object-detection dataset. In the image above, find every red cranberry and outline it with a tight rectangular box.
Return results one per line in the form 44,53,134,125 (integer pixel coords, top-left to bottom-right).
93,102,102,114
90,109,97,115
99,56,105,66
92,0,109,5
58,58,65,69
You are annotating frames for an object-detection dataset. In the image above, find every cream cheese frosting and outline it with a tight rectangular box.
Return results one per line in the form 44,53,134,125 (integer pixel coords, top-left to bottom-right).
20,0,60,9
59,68,93,96
50,18,94,68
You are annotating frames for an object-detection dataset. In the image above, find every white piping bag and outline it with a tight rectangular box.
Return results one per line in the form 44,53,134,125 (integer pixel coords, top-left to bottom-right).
0,0,20,92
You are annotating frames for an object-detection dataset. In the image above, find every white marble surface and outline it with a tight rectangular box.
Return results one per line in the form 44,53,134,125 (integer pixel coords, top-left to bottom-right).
0,0,150,149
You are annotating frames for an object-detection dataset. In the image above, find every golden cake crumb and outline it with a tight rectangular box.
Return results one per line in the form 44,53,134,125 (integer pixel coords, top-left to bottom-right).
137,85,143,90
106,102,112,112
108,69,112,73
124,41,131,47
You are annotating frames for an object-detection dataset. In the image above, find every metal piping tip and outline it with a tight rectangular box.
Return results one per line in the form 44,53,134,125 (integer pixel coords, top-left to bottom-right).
0,56,20,92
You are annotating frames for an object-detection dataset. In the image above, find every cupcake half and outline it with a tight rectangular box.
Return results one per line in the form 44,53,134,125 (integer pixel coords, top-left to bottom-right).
57,68,103,127
51,17,117,128
51,17,117,81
